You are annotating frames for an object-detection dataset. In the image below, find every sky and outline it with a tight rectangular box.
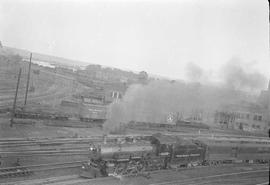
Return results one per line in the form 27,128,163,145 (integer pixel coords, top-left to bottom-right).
0,0,269,81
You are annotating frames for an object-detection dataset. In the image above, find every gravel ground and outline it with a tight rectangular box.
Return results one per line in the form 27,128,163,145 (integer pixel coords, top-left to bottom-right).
3,163,268,185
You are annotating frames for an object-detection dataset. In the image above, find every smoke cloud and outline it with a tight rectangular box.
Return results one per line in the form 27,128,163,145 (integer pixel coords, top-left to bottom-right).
185,62,204,82
221,57,267,91
103,57,267,133
103,80,250,133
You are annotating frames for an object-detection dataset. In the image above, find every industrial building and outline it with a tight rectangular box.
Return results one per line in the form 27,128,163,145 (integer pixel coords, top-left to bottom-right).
213,81,270,132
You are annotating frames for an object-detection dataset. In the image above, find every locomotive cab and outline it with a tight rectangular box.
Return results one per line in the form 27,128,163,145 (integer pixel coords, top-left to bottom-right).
150,133,206,169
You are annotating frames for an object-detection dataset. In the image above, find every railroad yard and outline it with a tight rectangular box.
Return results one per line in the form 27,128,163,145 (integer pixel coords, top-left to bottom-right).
0,53,270,185
0,129,269,184
1,4,270,184
1,164,268,185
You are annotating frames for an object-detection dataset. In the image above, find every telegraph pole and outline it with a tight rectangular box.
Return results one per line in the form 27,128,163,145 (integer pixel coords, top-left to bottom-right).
24,53,32,106
10,68,22,127
267,0,270,181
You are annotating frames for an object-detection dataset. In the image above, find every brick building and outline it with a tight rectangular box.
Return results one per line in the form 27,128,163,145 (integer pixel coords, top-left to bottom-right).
212,81,270,131
214,102,266,131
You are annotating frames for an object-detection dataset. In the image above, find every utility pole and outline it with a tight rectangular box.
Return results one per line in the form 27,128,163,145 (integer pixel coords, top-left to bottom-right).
24,53,32,106
10,68,22,127
267,0,270,181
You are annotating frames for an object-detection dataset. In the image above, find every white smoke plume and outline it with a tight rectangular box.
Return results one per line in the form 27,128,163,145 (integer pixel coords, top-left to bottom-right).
103,79,252,133
221,57,267,92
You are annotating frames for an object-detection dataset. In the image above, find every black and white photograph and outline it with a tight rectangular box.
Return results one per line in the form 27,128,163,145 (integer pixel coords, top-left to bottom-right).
0,0,269,184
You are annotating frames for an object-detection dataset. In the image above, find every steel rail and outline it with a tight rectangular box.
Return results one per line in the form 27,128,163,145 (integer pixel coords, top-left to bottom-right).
0,161,87,178
149,169,269,185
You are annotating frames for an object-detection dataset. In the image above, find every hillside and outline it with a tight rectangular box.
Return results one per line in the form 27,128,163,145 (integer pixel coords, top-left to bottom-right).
0,45,146,122
0,47,90,110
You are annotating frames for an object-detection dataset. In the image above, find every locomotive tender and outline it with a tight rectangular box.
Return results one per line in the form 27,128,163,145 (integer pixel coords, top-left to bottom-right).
80,133,270,178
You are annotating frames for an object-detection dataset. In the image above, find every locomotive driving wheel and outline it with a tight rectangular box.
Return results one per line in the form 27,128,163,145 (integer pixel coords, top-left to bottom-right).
113,161,145,176
113,163,127,175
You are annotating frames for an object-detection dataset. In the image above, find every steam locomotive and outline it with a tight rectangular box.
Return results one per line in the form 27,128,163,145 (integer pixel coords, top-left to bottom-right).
80,133,270,178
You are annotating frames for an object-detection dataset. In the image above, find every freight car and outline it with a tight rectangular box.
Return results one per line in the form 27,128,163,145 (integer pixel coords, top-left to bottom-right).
127,120,210,131
79,104,107,124
14,110,69,121
80,134,270,178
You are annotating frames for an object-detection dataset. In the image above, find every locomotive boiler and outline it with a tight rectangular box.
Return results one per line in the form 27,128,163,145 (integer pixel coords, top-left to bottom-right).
80,133,206,178
80,138,154,178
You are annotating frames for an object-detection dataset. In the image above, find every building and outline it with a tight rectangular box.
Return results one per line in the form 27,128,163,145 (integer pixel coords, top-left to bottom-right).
258,80,270,129
214,102,266,131
212,81,270,132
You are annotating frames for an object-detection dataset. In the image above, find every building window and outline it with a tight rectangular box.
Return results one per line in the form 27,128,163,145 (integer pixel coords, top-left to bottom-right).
258,115,262,121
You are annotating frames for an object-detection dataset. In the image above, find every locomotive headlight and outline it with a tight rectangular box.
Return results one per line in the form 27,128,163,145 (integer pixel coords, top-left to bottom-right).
82,166,85,169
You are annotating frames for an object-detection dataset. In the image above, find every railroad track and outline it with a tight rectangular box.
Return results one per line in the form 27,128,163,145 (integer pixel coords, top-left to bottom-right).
0,161,86,180
2,175,81,185
0,137,103,146
149,169,269,185
3,164,268,185
0,166,31,179
0,134,151,149
0,133,268,146
0,150,90,157
0,146,89,152
3,175,112,185
41,164,269,185
0,134,269,159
